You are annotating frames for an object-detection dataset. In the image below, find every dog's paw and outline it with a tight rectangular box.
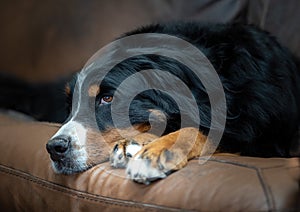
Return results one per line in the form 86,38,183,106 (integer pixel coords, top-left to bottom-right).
126,157,167,185
110,133,158,168
126,144,186,184
125,128,207,184
110,139,142,168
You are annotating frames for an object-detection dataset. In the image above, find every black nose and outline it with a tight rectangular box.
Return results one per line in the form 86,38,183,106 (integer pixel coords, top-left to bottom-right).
46,136,71,161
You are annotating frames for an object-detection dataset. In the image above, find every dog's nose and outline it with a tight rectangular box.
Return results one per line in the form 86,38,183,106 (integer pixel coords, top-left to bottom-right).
46,136,71,161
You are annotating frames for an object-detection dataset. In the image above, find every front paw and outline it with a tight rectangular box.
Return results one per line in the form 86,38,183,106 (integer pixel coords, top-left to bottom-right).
125,128,206,184
126,147,183,185
126,157,167,185
110,139,142,168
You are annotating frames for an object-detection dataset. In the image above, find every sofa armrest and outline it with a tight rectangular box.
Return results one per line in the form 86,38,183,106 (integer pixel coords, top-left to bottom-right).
0,114,299,211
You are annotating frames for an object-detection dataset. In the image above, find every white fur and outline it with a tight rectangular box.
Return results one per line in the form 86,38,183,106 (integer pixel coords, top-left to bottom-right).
110,147,127,168
126,157,167,185
52,121,86,145
125,142,142,157
110,141,142,168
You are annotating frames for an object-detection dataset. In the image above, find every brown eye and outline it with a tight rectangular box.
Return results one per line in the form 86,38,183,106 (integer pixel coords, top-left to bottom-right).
100,95,113,105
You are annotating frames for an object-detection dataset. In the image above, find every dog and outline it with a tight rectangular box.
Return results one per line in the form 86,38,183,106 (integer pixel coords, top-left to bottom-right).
8,22,300,185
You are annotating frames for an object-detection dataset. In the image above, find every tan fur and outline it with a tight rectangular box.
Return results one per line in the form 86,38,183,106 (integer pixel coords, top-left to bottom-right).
65,84,71,96
85,124,152,165
133,127,208,171
88,84,100,97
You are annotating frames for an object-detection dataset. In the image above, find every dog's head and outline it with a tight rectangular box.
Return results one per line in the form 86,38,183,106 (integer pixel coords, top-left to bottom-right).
45,55,194,174
45,25,223,174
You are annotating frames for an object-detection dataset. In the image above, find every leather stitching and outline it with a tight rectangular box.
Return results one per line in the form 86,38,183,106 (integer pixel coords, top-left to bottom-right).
0,164,182,211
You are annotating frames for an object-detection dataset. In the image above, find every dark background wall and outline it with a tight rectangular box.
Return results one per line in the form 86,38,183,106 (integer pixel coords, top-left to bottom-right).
0,0,299,82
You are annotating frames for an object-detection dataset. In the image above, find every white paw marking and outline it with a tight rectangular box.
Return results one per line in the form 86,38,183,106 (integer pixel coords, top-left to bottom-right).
110,146,127,168
126,142,142,157
126,158,167,185
110,141,142,168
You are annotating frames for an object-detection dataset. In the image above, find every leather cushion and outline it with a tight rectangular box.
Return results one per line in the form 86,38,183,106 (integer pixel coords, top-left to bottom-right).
0,114,299,211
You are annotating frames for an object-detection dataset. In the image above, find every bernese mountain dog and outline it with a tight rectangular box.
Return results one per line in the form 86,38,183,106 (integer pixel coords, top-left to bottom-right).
3,22,300,184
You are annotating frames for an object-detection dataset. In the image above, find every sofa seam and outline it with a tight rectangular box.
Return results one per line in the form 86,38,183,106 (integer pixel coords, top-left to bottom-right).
256,169,275,210
196,157,288,169
0,164,182,212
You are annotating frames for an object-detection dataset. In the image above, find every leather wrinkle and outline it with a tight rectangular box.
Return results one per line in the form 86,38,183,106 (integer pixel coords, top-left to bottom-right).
196,157,293,210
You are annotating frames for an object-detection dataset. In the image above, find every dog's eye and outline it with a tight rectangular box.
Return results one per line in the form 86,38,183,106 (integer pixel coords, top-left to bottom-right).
100,95,113,105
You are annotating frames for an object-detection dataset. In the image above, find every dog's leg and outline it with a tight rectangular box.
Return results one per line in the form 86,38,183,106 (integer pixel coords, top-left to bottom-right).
126,127,208,184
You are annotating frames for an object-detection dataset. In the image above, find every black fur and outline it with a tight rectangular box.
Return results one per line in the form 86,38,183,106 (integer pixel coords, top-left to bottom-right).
0,73,69,122
90,22,300,157
2,22,300,157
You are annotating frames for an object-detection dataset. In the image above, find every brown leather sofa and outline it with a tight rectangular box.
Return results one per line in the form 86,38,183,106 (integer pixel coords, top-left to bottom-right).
0,0,300,211
0,114,299,211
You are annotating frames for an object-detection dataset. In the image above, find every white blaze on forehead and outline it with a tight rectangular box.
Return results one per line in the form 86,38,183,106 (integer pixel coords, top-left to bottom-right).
52,121,87,147
83,62,95,71
72,62,95,118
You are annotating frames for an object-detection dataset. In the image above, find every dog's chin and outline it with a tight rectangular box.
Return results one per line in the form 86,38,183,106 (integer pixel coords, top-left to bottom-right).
50,159,91,175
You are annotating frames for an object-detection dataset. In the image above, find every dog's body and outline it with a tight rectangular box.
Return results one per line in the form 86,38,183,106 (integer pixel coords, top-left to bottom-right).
2,22,300,184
